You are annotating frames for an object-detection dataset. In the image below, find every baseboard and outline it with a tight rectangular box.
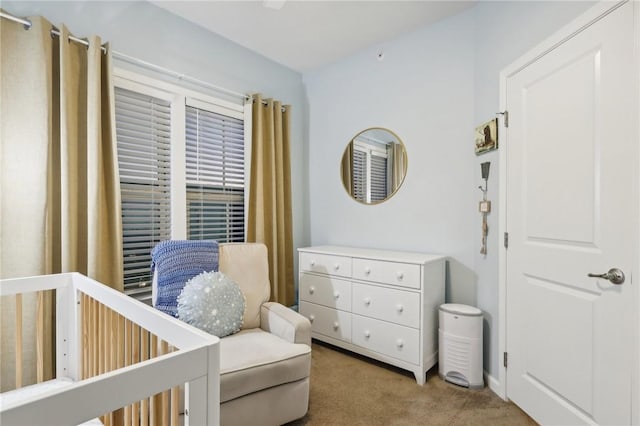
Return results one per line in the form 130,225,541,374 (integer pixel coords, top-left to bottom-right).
483,370,506,400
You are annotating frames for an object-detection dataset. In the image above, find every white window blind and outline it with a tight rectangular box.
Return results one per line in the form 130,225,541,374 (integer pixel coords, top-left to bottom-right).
370,153,388,202
186,105,245,242
353,141,389,203
115,87,171,302
352,149,367,202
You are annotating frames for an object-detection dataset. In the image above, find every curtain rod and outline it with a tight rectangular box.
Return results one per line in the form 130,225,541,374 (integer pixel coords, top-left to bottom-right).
0,11,107,53
112,51,250,102
1,10,286,110
114,53,286,110
1,11,250,102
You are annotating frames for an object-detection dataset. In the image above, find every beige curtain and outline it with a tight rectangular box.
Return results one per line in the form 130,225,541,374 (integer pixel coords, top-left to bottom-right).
248,94,294,306
1,15,123,390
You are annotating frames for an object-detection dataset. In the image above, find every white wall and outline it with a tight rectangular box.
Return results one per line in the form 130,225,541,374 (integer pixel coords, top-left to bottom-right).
304,7,477,309
471,0,596,379
304,1,596,380
2,0,311,278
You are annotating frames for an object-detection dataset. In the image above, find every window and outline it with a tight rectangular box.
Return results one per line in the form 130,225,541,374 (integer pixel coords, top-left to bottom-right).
352,139,388,203
370,154,388,202
114,72,248,302
186,105,245,242
115,87,171,301
352,149,367,201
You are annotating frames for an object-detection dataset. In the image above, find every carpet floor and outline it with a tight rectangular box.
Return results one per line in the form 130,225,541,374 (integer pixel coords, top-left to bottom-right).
286,341,537,426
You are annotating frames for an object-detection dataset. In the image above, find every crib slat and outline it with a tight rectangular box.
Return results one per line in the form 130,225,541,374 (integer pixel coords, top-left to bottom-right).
104,307,113,426
131,323,140,426
150,335,159,426
82,293,88,380
109,306,118,426
170,343,179,426
92,297,99,378
15,294,23,389
140,329,150,426
112,311,126,426
98,302,103,376
87,293,93,379
36,291,44,383
124,319,132,426
171,386,179,426
161,340,170,426
99,303,107,426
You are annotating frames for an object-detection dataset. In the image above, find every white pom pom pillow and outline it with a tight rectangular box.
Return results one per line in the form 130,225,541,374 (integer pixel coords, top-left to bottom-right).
177,271,245,337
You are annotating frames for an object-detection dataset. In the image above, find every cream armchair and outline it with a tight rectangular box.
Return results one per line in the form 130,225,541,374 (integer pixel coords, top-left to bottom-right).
154,242,311,426
217,243,311,425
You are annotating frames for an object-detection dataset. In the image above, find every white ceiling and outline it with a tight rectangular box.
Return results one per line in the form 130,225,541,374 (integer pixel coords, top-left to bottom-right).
151,1,476,72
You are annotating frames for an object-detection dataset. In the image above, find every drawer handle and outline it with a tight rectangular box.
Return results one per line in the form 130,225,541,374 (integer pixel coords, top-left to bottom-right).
309,314,315,323
396,304,404,313
364,330,371,339
333,322,340,330
310,260,316,267
396,339,404,349
364,297,371,306
397,272,404,280
333,263,340,271
309,286,315,295
364,267,371,275
334,292,340,299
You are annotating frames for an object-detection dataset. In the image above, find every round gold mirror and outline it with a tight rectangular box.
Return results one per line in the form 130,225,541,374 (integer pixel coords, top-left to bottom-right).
340,128,407,204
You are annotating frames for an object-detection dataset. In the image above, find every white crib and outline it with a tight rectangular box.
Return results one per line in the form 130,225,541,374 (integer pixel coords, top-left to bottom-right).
0,272,220,426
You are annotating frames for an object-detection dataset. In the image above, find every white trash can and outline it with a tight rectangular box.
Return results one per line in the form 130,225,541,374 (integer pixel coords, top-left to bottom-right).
438,303,483,389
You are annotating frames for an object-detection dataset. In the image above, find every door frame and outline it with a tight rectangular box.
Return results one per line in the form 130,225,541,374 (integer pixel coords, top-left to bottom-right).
497,1,640,423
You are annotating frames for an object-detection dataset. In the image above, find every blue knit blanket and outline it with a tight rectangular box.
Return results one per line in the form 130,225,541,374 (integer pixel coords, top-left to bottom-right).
151,240,219,317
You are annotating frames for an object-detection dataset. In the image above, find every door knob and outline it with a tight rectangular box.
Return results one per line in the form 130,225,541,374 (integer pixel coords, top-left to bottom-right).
588,268,625,285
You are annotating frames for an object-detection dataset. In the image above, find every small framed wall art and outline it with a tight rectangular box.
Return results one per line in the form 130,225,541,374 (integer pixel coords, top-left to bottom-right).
475,118,498,155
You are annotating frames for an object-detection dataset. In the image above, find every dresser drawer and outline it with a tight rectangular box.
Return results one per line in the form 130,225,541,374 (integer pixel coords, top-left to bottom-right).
352,314,419,365
300,252,352,278
352,283,420,328
299,273,351,311
299,301,351,343
353,258,421,289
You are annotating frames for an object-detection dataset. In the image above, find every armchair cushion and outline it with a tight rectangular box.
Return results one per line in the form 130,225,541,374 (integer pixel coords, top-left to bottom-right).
219,329,311,403
219,243,270,329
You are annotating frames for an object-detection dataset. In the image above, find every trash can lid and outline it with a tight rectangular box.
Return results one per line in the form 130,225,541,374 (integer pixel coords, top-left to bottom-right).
439,303,482,317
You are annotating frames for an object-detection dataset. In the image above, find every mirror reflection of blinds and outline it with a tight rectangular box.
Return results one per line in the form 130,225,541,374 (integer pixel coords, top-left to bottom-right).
115,87,171,302
352,149,367,202
370,154,388,202
186,106,245,243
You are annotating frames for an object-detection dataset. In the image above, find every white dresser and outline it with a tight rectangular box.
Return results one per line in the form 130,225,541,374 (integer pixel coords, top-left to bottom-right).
298,245,446,385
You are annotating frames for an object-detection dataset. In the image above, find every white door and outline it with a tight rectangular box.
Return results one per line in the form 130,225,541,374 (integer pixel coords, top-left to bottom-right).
505,2,636,425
